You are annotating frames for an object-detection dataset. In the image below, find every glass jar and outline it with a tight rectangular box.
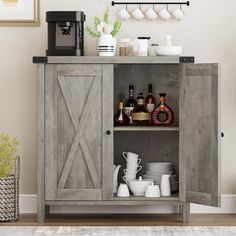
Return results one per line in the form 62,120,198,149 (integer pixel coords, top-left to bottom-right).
149,43,159,56
119,39,133,56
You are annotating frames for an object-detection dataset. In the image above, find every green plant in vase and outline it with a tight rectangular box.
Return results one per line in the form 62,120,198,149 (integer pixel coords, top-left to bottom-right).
86,9,122,56
0,133,19,177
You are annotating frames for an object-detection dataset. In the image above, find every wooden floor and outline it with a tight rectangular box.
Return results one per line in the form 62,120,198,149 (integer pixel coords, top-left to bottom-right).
1,214,236,226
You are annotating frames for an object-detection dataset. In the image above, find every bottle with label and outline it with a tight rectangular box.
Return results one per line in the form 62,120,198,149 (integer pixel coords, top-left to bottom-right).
151,93,174,126
145,84,156,113
125,85,137,124
114,101,130,126
132,93,150,126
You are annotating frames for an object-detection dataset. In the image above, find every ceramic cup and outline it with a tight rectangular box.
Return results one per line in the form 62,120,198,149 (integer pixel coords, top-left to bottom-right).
132,8,145,21
124,166,142,175
117,183,130,197
123,175,136,183
145,183,161,198
172,8,185,21
158,8,172,21
145,8,158,21
126,162,140,170
123,152,141,164
118,8,131,21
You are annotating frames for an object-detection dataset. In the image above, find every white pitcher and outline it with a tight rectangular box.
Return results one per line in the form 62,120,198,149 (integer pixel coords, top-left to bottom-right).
160,174,171,197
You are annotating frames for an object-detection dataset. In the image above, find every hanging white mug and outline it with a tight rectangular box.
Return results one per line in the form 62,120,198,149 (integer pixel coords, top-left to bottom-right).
118,8,131,21
172,8,185,21
158,8,172,21
145,8,158,21
132,8,145,21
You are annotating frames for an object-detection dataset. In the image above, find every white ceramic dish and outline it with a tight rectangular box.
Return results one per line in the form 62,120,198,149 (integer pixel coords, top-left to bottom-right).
155,46,182,56
128,177,153,196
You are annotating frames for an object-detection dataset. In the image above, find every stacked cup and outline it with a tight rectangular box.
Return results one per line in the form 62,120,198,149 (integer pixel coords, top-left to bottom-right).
122,152,142,183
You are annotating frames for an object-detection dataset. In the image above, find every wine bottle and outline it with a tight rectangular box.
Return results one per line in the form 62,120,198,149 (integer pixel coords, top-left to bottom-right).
125,85,137,124
114,101,130,126
145,84,155,113
132,93,150,126
151,93,174,126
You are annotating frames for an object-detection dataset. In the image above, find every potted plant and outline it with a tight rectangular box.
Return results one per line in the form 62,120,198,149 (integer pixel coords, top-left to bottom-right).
86,9,122,56
0,133,20,222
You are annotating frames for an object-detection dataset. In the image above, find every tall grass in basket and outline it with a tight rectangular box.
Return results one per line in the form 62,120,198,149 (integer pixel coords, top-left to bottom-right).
0,133,19,177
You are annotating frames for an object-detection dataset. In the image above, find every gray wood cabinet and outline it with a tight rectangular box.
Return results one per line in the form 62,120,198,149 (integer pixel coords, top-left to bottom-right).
35,56,220,223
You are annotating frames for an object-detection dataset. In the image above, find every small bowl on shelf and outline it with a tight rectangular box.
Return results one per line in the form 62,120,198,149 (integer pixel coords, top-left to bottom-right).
155,46,182,56
128,176,153,196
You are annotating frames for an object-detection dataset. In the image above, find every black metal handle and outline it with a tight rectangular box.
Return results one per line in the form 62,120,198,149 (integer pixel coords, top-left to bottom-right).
112,1,190,6
221,132,224,138
106,130,111,135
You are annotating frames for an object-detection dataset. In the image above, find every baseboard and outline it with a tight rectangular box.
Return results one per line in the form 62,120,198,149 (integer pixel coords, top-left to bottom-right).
19,194,236,214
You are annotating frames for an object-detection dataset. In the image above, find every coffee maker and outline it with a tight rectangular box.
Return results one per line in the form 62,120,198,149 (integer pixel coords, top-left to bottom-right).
46,11,86,56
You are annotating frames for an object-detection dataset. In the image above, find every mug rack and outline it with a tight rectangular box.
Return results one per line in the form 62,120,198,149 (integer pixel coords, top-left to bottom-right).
111,1,190,6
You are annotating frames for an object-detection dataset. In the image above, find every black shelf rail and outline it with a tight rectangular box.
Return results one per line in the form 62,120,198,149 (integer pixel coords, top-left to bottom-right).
112,1,190,6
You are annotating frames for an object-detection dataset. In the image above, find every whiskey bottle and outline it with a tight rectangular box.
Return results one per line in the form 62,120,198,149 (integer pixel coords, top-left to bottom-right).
114,101,130,126
132,93,150,126
151,93,174,126
145,84,155,113
125,85,137,124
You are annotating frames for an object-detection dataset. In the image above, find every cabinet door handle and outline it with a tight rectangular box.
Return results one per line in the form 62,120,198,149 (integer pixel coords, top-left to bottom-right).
106,130,111,135
221,132,224,138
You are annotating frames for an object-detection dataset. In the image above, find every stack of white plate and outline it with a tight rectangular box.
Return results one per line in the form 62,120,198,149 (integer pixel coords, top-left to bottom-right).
144,162,179,192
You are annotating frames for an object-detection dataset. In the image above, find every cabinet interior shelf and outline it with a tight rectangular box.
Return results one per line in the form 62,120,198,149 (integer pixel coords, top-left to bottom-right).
114,193,179,201
114,126,179,132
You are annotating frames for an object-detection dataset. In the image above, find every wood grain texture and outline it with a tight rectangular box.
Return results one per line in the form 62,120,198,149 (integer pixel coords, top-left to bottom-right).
44,64,103,202
37,64,45,223
102,65,114,200
47,56,180,64
180,63,219,207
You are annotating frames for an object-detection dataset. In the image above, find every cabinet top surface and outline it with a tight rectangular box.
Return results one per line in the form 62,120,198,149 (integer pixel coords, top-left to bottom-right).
33,56,185,64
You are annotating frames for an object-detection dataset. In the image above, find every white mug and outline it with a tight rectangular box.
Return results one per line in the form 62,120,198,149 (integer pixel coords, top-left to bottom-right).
123,175,136,183
123,152,140,163
117,183,130,197
158,8,172,21
172,8,185,21
118,8,131,21
145,8,158,21
132,8,145,21
124,166,142,174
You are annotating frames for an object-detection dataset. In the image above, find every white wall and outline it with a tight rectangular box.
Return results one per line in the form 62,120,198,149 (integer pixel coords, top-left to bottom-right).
0,0,236,194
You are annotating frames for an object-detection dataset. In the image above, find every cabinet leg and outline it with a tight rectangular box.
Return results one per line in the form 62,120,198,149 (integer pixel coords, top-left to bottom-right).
182,203,190,223
37,201,45,223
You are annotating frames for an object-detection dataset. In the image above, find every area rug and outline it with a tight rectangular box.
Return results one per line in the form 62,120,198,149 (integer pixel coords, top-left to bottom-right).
1,226,236,236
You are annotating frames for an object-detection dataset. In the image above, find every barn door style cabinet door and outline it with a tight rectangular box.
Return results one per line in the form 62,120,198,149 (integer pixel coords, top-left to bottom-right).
34,57,220,223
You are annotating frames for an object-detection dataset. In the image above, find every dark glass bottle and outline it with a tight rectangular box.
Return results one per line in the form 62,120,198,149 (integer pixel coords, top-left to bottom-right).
151,93,174,126
145,84,156,113
114,101,130,126
132,93,150,126
125,85,137,124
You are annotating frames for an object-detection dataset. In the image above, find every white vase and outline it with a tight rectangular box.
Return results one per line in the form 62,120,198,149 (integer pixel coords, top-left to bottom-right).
160,175,171,197
98,34,117,56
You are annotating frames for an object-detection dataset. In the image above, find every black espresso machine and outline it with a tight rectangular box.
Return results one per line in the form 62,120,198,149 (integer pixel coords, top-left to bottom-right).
46,11,86,56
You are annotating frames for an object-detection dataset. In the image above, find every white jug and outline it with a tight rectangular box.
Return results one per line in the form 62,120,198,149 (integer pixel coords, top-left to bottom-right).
160,174,171,196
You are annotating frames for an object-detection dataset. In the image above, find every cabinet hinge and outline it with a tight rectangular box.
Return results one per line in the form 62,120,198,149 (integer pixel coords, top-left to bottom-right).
33,57,48,64
179,57,195,63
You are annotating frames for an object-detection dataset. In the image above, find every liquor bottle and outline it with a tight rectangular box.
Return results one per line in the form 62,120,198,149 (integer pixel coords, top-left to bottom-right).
125,85,137,124
132,93,150,126
114,101,130,126
145,84,155,113
151,93,174,126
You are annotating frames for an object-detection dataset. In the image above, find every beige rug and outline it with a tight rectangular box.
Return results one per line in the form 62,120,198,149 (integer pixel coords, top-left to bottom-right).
1,226,236,236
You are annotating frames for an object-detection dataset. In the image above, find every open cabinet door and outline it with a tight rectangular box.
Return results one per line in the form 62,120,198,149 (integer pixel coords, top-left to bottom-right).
179,63,221,207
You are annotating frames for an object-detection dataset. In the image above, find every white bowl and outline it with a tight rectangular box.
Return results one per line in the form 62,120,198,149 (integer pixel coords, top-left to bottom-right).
155,46,182,56
128,178,153,196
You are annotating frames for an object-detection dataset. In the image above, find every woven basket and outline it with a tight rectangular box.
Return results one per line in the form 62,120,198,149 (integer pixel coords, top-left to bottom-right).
0,156,20,222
